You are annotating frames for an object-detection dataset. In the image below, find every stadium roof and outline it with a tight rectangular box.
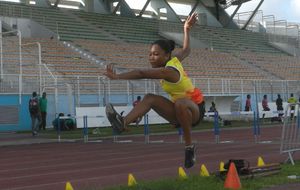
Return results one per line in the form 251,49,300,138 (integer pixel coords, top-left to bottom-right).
0,0,246,12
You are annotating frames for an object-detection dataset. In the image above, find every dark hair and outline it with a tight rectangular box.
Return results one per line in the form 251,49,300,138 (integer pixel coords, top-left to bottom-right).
32,91,37,97
152,40,175,54
137,96,141,100
263,95,267,99
291,93,294,97
247,94,251,98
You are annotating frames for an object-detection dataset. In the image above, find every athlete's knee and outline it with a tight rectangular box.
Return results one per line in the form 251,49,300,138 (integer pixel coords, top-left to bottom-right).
143,93,157,103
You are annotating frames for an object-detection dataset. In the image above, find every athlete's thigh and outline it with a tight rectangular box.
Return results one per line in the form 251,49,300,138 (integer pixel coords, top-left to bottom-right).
147,94,177,124
175,98,200,124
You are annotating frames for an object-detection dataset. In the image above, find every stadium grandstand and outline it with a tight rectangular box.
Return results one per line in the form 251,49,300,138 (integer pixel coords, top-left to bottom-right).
0,0,299,132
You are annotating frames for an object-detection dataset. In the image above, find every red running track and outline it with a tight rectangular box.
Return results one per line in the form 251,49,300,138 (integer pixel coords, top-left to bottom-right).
0,126,299,190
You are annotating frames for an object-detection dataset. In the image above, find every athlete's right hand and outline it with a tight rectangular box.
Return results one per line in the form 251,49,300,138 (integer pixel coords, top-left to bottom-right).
104,64,118,79
184,12,198,30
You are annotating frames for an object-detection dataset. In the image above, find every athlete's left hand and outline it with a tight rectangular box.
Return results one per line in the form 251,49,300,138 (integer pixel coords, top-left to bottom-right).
104,64,118,79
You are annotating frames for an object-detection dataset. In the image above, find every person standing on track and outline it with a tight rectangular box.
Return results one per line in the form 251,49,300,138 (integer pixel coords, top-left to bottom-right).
105,12,205,169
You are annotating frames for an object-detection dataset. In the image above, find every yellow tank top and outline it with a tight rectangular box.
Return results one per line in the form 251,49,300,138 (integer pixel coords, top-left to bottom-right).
160,57,203,104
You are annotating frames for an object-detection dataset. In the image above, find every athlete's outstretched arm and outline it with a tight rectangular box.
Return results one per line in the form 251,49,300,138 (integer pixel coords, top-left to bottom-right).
104,64,179,82
174,12,198,62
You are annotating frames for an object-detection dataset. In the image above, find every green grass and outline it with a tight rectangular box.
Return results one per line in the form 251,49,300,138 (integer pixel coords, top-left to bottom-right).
18,119,255,140
101,162,300,190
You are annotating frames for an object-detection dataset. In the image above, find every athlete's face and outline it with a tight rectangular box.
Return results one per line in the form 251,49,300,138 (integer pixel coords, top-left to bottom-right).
149,44,170,68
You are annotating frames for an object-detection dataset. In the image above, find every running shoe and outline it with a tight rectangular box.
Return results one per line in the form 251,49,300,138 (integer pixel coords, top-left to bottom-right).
184,144,196,168
105,103,124,133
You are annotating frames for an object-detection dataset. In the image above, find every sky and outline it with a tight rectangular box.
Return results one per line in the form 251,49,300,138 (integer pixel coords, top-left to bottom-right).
227,0,300,23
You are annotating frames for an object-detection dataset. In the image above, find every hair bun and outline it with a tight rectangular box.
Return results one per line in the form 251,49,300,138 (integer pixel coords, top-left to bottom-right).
152,39,175,53
168,40,175,51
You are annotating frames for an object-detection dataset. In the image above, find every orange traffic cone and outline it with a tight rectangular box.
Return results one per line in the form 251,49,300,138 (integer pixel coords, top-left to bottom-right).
224,162,242,189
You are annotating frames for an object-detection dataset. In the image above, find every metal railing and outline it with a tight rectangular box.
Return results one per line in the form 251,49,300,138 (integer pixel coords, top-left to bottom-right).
234,10,300,52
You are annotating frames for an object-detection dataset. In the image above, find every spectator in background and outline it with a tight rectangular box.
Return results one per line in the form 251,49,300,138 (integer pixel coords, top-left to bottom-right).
65,114,76,130
276,94,284,119
208,101,222,121
262,95,270,111
288,93,297,119
262,95,270,119
245,94,251,111
39,92,47,130
209,101,217,113
29,92,41,136
132,96,142,126
52,113,65,131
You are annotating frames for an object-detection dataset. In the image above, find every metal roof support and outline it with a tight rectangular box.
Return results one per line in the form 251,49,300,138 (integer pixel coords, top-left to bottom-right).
138,0,151,17
112,0,135,17
225,3,241,27
112,0,122,14
214,0,220,20
242,0,264,30
189,0,200,16
53,0,61,7
151,0,181,22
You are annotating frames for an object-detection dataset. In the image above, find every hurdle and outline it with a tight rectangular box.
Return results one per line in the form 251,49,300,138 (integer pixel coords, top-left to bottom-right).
83,116,88,143
253,111,260,143
210,111,256,143
112,129,133,143
143,114,164,144
111,118,133,143
57,115,104,143
213,112,220,143
280,103,300,165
